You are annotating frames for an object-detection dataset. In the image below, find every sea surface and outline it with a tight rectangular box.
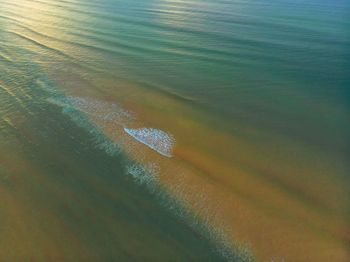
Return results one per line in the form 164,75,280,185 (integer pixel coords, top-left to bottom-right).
0,0,349,261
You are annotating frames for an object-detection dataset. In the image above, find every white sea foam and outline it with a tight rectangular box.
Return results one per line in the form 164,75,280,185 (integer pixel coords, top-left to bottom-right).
126,163,159,190
47,96,133,127
124,127,175,157
47,95,252,260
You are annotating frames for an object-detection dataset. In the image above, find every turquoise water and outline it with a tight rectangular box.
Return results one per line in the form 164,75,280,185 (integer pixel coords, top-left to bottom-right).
0,0,349,260
1,0,348,153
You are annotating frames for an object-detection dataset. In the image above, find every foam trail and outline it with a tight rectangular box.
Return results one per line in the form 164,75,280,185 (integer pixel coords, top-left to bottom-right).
47,96,175,157
124,128,175,157
48,96,133,123
126,162,160,191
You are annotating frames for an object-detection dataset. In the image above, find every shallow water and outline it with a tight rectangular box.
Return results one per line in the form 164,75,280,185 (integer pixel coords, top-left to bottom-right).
0,0,349,261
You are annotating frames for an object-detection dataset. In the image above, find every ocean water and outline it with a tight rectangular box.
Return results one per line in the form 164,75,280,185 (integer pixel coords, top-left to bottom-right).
0,0,349,261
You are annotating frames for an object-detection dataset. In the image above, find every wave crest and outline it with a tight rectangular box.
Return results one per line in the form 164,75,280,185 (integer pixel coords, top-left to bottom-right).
124,127,175,157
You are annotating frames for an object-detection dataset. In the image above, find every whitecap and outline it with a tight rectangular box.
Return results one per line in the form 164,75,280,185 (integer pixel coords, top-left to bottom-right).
124,127,175,157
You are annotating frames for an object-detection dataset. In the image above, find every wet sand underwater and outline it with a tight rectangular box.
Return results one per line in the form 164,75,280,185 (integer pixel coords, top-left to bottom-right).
47,66,349,261
1,0,350,261
0,74,229,261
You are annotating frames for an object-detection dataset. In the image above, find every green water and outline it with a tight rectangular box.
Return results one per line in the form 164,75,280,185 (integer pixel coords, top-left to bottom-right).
0,0,349,261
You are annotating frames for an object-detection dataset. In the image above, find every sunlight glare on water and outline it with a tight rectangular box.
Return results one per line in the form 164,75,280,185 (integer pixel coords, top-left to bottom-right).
0,0,349,261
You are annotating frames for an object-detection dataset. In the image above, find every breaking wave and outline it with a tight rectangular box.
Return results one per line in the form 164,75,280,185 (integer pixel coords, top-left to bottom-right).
124,128,175,158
